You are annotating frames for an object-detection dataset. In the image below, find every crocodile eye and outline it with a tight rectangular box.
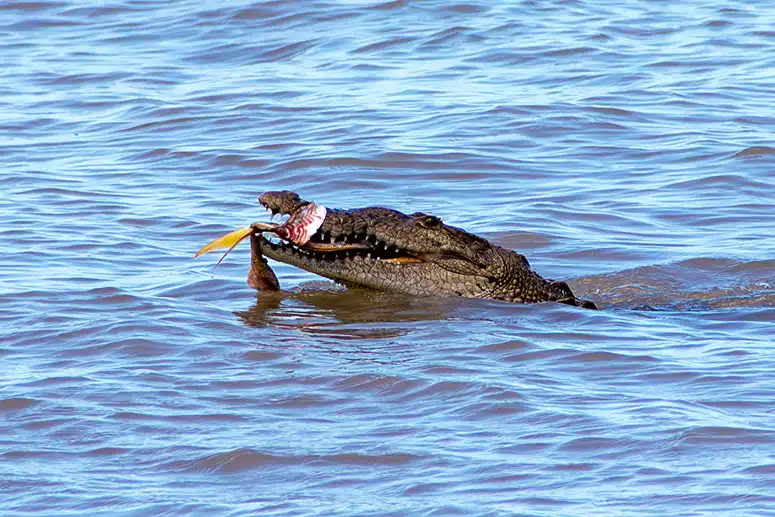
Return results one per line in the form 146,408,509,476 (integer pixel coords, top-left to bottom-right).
418,215,442,229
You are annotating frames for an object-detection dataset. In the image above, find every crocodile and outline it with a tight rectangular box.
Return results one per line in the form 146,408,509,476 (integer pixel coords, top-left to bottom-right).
234,191,596,309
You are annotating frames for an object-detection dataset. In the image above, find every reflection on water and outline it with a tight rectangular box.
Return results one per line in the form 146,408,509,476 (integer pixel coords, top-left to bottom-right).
243,285,445,319
2,0,775,515
236,285,476,340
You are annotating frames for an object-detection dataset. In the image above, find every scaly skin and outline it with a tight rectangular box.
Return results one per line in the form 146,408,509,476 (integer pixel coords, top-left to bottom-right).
251,191,596,309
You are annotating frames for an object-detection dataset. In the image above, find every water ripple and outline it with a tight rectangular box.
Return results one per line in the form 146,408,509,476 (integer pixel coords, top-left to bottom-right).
2,0,775,516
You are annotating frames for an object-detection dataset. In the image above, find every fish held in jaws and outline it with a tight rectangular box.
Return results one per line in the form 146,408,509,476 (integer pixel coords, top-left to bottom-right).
194,202,327,278
273,202,326,246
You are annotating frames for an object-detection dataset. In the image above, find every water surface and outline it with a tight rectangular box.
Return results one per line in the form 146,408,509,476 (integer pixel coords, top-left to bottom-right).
2,1,774,516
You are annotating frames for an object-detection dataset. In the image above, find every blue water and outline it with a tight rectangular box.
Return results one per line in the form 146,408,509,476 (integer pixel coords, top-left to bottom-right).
2,1,774,516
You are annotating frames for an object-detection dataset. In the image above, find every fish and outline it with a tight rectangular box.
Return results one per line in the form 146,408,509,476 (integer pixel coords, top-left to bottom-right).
273,202,326,246
195,202,327,290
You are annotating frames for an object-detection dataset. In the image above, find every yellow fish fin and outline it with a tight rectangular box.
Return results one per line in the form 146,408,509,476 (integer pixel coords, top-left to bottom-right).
195,227,254,259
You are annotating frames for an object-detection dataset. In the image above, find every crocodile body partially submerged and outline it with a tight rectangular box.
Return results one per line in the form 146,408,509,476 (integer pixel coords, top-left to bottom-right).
233,191,596,309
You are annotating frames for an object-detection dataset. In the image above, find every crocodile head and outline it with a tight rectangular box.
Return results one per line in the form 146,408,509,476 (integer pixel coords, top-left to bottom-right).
253,191,595,308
